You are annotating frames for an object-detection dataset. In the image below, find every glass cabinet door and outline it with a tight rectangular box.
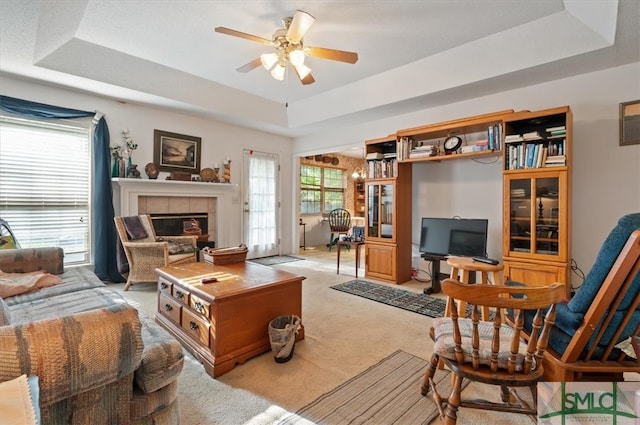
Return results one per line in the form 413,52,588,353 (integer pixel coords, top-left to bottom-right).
508,175,560,257
366,182,395,240
367,184,379,238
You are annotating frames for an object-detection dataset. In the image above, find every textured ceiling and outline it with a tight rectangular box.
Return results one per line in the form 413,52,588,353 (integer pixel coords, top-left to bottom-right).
1,0,638,145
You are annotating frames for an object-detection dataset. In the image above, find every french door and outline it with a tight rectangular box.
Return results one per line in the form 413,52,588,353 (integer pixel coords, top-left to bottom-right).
242,150,279,259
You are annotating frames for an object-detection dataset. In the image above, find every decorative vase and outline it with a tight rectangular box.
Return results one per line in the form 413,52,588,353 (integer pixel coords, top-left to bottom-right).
112,158,120,177
118,158,126,178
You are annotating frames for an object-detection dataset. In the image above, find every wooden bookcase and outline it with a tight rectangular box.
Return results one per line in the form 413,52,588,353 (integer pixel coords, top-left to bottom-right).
502,106,572,297
364,135,412,283
396,110,513,163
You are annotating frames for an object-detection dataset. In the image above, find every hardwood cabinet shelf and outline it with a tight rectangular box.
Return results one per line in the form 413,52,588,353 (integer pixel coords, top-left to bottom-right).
502,106,572,297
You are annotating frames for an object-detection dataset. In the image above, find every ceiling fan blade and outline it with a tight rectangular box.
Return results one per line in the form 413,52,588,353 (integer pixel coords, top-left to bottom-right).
287,10,315,43
236,58,262,73
214,27,271,45
305,46,358,64
301,72,315,85
293,66,315,85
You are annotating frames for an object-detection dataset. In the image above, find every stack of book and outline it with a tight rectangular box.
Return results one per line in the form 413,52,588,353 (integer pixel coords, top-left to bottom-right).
522,131,542,140
545,155,566,167
546,125,566,138
505,134,524,143
409,144,437,158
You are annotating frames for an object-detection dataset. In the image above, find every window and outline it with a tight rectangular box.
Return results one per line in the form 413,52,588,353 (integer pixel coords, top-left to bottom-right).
300,164,344,214
0,116,91,265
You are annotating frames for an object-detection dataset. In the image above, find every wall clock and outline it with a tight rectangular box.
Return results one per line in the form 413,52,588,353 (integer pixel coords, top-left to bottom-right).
443,136,462,153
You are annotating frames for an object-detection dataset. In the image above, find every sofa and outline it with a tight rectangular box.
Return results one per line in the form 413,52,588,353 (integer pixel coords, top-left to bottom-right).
0,247,184,425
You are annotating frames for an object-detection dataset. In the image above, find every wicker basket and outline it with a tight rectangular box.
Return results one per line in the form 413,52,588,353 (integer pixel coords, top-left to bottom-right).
202,245,248,265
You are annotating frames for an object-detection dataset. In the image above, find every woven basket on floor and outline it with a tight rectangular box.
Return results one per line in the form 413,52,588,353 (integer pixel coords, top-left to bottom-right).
202,245,248,265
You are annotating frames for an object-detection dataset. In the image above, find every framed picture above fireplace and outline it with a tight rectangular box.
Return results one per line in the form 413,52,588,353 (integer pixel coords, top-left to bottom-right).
153,129,202,173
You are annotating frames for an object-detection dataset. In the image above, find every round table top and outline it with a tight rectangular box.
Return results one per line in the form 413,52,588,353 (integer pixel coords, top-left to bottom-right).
446,256,503,272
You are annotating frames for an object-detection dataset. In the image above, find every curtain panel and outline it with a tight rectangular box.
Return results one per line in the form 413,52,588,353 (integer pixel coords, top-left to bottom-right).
0,95,123,283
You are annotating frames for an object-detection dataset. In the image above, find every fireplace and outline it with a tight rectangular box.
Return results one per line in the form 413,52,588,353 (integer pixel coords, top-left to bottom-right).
150,213,209,236
111,178,237,249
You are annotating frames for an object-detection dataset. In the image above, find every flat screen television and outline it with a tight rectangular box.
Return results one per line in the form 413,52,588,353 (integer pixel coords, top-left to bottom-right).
419,217,488,258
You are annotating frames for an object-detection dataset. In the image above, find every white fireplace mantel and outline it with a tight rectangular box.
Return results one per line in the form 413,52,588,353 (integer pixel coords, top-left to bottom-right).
111,178,239,247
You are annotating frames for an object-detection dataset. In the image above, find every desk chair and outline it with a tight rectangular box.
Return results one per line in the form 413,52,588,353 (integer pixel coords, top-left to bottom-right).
327,208,351,251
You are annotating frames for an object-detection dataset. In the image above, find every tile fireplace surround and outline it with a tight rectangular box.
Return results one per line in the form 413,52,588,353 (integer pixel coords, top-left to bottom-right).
111,178,238,247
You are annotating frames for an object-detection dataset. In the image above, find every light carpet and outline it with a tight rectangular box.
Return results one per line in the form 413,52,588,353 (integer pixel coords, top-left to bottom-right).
331,279,447,318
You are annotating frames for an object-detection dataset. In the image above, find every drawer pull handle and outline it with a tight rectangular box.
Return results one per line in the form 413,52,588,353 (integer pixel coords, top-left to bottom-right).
160,282,167,290
176,290,184,299
189,321,199,331
195,301,204,314
164,304,172,311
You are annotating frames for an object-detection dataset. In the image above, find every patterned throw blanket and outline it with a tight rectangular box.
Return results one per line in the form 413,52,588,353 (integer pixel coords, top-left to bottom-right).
0,270,63,298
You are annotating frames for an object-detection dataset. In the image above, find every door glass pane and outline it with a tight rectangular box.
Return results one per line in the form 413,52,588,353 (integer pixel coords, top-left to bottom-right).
535,177,559,256
509,178,531,253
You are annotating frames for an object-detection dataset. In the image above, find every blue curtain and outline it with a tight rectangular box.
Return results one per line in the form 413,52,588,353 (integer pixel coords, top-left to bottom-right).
0,95,124,283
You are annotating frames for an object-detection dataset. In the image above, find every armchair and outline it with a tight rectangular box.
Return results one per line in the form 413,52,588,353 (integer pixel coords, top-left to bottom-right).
517,213,640,381
114,215,197,291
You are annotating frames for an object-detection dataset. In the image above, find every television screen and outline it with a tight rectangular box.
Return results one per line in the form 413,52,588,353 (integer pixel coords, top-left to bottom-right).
419,217,488,257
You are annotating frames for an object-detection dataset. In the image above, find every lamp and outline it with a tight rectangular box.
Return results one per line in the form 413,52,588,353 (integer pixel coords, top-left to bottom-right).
289,49,305,66
271,63,286,81
260,53,278,70
352,167,365,180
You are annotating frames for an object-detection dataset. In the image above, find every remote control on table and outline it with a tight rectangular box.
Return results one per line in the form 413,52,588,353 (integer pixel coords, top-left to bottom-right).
472,256,499,265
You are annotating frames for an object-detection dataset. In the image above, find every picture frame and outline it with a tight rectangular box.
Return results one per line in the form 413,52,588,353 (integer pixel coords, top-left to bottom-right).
619,99,640,146
153,130,202,173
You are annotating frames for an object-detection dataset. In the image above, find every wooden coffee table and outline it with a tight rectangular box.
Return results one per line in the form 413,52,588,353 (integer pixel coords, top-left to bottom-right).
155,261,305,378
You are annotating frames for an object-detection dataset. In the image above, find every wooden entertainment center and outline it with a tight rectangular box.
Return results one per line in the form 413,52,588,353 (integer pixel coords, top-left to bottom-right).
364,106,572,297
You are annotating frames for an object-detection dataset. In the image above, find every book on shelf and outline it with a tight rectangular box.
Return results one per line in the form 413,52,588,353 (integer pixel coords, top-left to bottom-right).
366,152,384,160
523,131,542,140
546,125,565,132
505,134,524,143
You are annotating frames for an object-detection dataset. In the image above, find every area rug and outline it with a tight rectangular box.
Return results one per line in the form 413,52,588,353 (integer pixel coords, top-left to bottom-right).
275,350,457,425
331,279,446,318
249,255,304,266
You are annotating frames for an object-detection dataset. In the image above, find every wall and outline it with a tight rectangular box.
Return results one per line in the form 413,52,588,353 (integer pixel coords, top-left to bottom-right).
293,62,640,288
1,76,295,253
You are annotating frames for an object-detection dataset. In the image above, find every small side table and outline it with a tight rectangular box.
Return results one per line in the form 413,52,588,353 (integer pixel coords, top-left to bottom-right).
446,256,504,321
336,240,365,278
299,222,306,250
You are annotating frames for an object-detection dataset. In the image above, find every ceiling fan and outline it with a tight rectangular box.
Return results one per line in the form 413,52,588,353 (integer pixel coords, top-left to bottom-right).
214,10,358,85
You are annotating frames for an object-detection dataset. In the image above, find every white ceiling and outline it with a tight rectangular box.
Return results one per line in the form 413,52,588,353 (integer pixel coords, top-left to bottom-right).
1,0,638,152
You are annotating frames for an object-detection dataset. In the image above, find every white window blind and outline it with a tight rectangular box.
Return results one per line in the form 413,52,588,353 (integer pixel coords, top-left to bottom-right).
0,116,91,265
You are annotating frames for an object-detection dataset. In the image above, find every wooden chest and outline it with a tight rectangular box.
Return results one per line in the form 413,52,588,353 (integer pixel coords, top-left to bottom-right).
155,262,304,378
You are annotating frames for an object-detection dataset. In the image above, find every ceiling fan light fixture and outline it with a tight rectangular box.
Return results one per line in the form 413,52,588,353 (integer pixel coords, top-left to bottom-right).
294,63,311,79
260,53,278,70
271,63,286,80
289,48,305,66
